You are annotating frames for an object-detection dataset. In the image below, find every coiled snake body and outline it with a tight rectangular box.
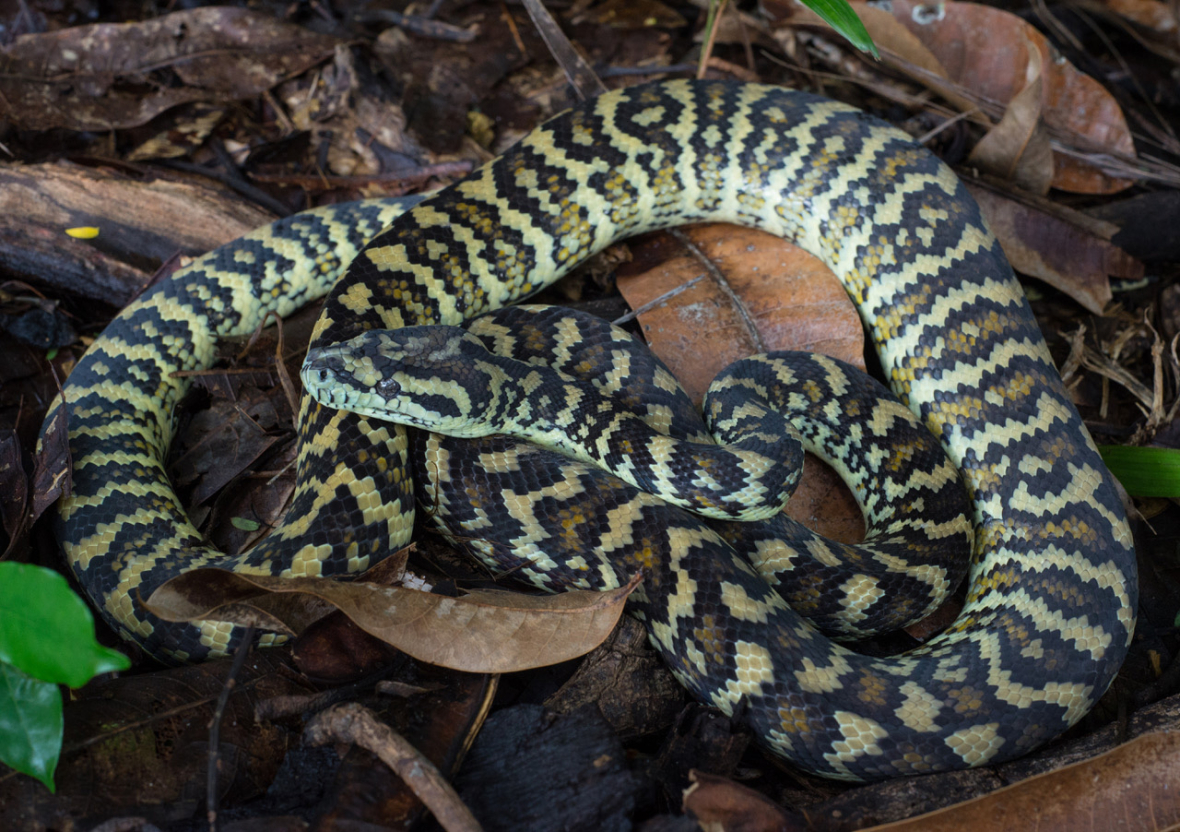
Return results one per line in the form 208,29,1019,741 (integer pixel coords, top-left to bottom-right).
43,80,1136,780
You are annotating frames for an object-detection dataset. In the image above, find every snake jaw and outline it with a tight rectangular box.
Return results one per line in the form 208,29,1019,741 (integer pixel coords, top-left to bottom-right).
302,344,395,421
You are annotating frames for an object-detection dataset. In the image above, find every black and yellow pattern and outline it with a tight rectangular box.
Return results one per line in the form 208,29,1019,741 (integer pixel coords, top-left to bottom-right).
307,302,974,641
304,312,810,523
42,80,1136,780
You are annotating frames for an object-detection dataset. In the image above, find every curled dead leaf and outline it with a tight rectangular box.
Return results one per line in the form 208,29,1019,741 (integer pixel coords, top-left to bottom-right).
616,225,863,405
849,4,979,115
879,0,1136,194
146,569,638,672
967,181,1142,313
966,31,1054,195
683,770,805,831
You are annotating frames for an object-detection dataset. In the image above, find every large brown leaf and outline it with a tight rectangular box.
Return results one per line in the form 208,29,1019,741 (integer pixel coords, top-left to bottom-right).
967,181,1142,314
146,569,637,672
616,225,864,404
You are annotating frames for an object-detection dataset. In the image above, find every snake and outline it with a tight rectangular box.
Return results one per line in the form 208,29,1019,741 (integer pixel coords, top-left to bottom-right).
42,79,1136,781
305,302,976,641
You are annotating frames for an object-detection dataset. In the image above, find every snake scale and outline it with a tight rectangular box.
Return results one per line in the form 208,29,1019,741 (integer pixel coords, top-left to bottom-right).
42,80,1136,780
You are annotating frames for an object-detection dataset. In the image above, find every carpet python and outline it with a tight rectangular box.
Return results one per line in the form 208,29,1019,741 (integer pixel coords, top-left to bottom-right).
306,302,976,642
42,79,1137,780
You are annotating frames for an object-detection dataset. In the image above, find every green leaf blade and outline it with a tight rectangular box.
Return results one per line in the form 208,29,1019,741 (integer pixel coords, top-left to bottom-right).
0,563,130,688
801,0,879,57
1099,445,1180,498
0,663,62,792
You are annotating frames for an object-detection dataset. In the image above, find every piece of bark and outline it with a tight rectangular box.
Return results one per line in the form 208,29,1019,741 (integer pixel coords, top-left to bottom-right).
545,615,686,740
0,162,273,304
456,704,644,832
649,704,751,803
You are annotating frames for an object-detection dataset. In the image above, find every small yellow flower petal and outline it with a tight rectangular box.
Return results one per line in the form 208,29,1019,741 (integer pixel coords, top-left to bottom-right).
65,226,100,239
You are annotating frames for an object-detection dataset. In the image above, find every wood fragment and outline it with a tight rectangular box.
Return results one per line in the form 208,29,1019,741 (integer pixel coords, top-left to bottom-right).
303,703,482,832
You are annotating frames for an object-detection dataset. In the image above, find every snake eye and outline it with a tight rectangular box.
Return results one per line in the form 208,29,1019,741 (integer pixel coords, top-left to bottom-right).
377,377,401,398
315,368,333,385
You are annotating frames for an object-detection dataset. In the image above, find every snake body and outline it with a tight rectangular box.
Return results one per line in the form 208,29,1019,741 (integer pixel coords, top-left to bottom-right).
306,302,977,637
309,303,976,641
304,315,812,523
43,80,1136,780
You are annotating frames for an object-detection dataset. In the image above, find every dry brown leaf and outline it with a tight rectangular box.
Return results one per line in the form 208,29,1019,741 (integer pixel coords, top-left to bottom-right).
0,7,339,131
170,398,279,508
850,5,979,115
968,183,1142,313
878,0,1135,193
966,33,1054,194
29,400,71,528
616,225,863,404
616,224,865,543
683,770,805,831
861,732,1180,831
780,454,865,543
146,569,637,672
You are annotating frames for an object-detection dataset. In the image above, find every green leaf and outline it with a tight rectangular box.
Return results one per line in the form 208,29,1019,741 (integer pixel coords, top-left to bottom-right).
231,517,260,531
801,0,878,57
1099,445,1180,498
0,563,130,688
0,662,62,792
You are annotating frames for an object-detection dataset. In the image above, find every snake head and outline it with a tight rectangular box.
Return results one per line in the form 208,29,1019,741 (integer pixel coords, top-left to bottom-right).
301,326,498,435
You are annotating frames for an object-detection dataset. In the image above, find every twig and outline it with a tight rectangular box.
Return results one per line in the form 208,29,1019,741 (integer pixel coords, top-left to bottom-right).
304,703,483,832
613,275,705,325
668,228,765,353
206,625,256,832
697,0,730,79
917,107,982,145
501,0,527,56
